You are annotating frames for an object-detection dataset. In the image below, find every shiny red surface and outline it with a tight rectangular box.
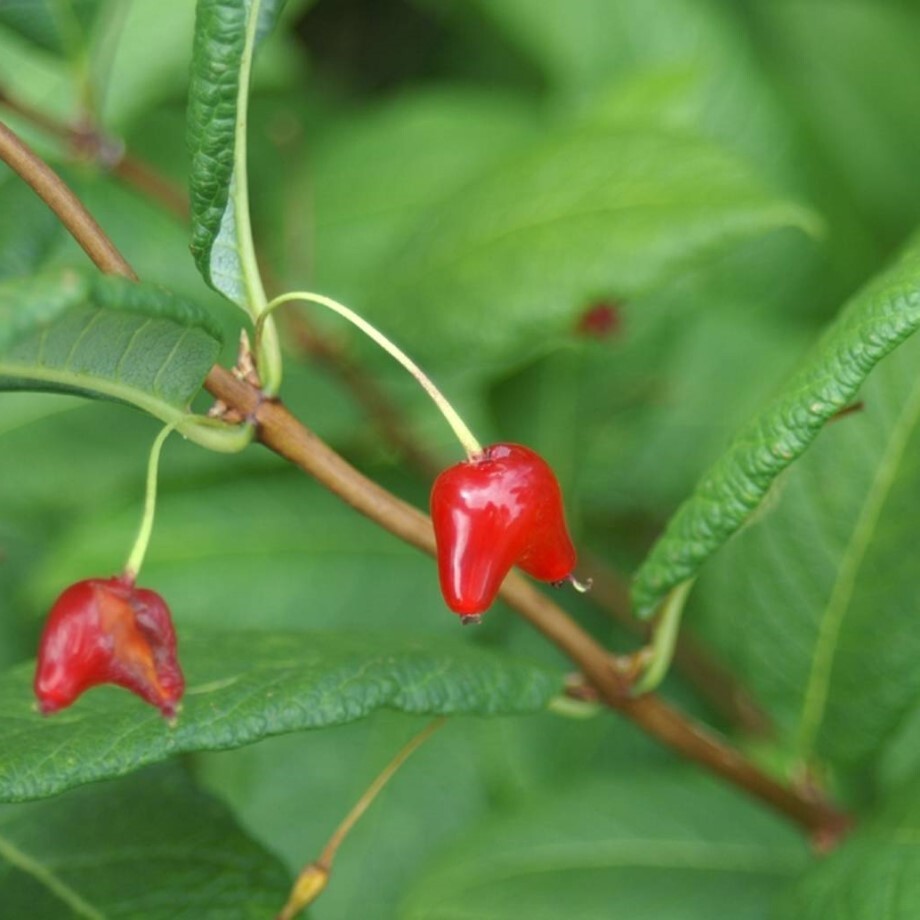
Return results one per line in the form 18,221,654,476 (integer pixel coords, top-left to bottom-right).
34,576,184,717
430,443,577,615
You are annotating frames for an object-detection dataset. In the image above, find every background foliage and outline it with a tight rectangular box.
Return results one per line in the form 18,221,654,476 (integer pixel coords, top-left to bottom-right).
2,0,920,917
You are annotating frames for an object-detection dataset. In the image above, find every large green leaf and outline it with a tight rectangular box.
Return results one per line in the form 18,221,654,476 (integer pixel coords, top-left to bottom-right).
633,229,920,616
0,0,101,57
752,1,920,247
775,777,920,920
200,704,672,920
0,765,288,918
472,0,791,180
187,0,283,312
0,270,222,426
0,629,561,802
365,126,815,372
308,87,540,308
401,770,808,920
692,325,920,769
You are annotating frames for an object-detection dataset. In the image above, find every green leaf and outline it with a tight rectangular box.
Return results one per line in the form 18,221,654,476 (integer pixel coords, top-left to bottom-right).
692,324,920,769
473,0,733,93
309,87,540,308
0,270,222,426
201,715,496,920
401,770,808,920
753,2,920,246
0,0,101,57
0,629,561,802
632,229,920,617
0,172,63,279
366,126,815,371
200,710,673,920
187,0,283,313
0,765,288,918
775,778,920,920
472,0,790,176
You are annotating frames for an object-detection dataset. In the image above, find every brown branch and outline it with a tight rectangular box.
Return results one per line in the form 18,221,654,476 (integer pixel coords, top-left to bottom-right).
0,118,851,845
579,554,772,734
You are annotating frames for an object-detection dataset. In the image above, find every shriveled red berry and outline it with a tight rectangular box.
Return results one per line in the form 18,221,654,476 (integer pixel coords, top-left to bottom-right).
430,444,577,617
34,576,184,718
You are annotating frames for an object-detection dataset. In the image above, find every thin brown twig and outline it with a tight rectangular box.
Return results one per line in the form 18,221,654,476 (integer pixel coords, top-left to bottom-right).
579,553,772,734
0,118,852,846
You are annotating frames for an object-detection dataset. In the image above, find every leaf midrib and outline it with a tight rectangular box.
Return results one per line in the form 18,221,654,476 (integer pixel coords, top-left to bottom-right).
0,360,189,424
422,839,804,895
0,830,105,919
411,199,800,283
796,368,920,759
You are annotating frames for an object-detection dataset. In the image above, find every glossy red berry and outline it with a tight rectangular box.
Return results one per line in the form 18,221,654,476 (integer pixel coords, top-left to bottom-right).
430,443,577,617
34,576,184,718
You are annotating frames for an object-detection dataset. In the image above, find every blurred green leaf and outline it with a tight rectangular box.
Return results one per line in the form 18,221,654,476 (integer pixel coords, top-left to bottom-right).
752,1,920,247
308,87,539,304
0,0,101,58
0,270,221,423
199,703,669,920
401,770,808,919
366,126,815,373
633,229,920,617
473,0,728,93
0,171,63,279
692,325,920,770
201,715,494,920
187,0,283,311
775,778,920,920
0,629,561,802
472,0,792,179
0,764,287,918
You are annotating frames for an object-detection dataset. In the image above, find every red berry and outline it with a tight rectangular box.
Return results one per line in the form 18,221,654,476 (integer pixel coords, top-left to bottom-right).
34,576,184,718
576,301,621,339
430,444,577,616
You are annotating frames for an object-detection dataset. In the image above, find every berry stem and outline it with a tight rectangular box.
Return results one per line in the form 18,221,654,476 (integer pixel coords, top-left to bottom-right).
277,718,446,919
257,292,483,460
124,423,175,582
